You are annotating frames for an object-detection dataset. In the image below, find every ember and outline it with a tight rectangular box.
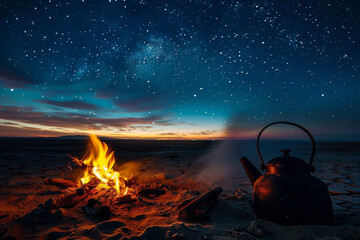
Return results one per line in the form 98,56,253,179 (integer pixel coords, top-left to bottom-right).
73,134,132,196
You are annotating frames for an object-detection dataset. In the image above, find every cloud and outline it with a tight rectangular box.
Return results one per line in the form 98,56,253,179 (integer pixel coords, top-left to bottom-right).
0,69,38,89
0,105,172,132
0,105,33,112
159,132,178,136
40,99,101,110
0,125,63,137
199,130,220,135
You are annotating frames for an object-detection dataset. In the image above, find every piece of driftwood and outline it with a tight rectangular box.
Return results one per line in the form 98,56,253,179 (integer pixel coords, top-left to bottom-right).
178,187,222,220
43,178,78,189
138,188,166,197
177,195,199,209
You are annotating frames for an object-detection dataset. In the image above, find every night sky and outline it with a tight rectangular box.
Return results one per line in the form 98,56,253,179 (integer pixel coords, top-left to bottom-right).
0,0,359,140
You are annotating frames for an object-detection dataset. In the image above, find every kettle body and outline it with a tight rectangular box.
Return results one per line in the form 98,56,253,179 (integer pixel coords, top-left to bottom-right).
240,121,333,225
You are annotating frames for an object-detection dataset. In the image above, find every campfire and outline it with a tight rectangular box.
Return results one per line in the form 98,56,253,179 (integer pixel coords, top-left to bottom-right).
72,134,133,196
16,135,222,229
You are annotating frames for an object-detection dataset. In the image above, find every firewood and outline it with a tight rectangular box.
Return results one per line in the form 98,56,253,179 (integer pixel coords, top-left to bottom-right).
177,195,199,209
86,198,98,208
76,179,100,196
55,187,98,209
44,178,78,188
115,194,136,205
76,188,85,196
178,187,222,220
101,188,117,206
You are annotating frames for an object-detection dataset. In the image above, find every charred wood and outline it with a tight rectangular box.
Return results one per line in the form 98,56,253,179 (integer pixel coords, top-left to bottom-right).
43,178,78,189
177,195,199,209
55,187,98,209
178,187,222,220
116,194,132,203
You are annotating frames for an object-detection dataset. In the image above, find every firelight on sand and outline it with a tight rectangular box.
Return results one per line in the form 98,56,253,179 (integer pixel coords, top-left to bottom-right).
73,134,132,195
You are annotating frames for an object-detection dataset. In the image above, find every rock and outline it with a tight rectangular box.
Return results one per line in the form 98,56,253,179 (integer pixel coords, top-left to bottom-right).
16,206,52,225
247,219,265,237
97,206,111,221
76,188,85,196
44,198,55,210
37,203,45,209
83,206,97,217
87,198,98,208
54,208,65,218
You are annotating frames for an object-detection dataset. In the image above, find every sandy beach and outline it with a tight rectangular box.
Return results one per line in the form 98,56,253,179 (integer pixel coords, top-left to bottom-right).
0,138,359,240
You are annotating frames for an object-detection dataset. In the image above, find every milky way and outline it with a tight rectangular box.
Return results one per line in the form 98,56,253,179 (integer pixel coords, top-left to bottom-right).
0,1,359,140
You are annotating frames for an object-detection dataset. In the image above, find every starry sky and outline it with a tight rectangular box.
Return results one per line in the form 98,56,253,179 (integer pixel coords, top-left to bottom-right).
0,0,359,140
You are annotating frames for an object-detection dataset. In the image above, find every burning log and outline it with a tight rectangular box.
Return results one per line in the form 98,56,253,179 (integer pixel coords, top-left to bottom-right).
178,187,222,220
43,178,78,189
100,188,118,206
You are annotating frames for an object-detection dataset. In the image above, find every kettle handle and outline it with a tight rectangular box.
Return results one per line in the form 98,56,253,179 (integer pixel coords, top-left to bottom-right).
257,121,316,172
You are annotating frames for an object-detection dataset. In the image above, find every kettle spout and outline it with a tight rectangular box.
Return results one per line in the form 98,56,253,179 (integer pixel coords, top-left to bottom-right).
240,156,262,185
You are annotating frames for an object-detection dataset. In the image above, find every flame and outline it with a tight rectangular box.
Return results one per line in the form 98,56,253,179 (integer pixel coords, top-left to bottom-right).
78,134,131,195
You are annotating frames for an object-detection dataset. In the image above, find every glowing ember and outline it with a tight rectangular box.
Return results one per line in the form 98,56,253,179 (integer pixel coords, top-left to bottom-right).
75,134,131,195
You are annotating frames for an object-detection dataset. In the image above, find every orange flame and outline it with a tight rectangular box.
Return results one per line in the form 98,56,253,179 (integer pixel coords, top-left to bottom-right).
79,134,131,195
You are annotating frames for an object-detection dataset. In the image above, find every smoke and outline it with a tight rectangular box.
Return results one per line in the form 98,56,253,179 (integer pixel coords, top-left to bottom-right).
196,140,260,191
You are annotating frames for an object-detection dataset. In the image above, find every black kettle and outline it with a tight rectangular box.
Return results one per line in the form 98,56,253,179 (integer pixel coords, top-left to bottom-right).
240,121,333,225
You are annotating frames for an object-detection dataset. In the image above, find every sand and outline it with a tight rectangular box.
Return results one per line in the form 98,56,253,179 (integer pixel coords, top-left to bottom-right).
0,139,359,240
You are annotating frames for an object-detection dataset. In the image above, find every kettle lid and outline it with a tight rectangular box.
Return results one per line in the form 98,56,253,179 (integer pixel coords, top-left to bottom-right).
266,149,311,175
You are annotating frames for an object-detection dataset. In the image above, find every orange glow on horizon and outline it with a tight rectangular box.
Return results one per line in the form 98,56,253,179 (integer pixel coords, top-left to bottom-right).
0,118,321,140
0,119,228,140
